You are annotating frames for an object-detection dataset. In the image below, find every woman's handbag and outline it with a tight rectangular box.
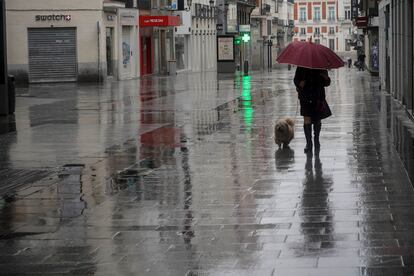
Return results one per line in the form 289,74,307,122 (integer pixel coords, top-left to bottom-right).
315,99,332,120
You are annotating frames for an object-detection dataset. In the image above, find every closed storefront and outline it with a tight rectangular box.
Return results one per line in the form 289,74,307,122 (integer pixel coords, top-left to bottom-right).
28,28,77,83
6,0,139,84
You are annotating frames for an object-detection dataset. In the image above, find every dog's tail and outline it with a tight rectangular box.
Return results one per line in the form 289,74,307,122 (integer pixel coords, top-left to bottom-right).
285,117,295,127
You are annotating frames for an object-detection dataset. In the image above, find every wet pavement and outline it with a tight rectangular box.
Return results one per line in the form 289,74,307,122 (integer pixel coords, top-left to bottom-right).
0,68,414,275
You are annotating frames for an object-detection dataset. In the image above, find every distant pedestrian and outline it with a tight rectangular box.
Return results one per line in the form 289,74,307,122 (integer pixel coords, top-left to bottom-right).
294,67,332,154
347,56,352,68
357,53,366,71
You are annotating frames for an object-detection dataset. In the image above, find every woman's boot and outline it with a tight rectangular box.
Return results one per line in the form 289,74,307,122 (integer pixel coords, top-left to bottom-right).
313,121,321,150
304,124,313,154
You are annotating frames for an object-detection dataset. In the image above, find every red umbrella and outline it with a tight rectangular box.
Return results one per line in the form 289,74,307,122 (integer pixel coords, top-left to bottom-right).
277,41,344,69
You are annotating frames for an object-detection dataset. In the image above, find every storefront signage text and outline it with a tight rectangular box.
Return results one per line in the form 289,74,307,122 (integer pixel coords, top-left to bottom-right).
139,16,180,27
35,14,72,22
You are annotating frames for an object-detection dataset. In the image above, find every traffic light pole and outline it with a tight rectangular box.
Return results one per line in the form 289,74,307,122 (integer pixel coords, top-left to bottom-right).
0,0,8,116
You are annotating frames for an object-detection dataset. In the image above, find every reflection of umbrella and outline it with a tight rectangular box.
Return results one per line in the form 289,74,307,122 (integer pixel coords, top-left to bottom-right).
276,41,344,69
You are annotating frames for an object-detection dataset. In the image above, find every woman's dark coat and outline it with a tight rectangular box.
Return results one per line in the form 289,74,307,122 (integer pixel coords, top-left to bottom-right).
294,67,331,120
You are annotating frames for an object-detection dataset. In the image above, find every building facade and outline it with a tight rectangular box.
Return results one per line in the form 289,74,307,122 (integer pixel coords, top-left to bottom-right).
293,0,353,56
216,0,255,72
190,0,217,72
250,0,294,70
6,0,140,84
378,0,413,110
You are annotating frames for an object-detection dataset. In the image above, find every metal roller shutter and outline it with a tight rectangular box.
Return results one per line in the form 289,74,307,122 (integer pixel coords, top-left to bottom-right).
28,28,77,83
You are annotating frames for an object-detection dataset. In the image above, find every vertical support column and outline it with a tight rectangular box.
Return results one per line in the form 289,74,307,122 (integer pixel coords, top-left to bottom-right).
405,0,413,110
392,0,394,93
402,0,407,106
0,0,8,116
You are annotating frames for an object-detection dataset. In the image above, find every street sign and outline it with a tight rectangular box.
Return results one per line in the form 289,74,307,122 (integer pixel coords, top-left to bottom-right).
239,25,250,32
216,24,223,31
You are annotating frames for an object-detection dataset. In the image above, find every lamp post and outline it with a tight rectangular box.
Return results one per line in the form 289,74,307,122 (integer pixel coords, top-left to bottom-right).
187,0,192,10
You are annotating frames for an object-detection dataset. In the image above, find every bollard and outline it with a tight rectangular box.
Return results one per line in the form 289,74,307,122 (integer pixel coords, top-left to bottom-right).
243,60,249,75
7,75,15,114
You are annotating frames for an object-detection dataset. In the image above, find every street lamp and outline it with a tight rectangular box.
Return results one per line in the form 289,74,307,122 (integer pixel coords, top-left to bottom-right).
187,0,192,9
209,0,214,7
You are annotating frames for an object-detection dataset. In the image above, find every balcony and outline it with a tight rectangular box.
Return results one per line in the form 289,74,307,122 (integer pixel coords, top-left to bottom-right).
299,18,306,22
313,32,321,37
277,30,285,38
137,0,151,10
313,18,321,22
327,17,336,22
261,4,271,15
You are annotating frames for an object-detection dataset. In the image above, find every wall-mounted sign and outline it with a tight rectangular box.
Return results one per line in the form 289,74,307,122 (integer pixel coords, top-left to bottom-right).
355,16,368,28
121,12,136,26
139,16,181,27
35,14,71,22
217,36,234,61
239,25,250,32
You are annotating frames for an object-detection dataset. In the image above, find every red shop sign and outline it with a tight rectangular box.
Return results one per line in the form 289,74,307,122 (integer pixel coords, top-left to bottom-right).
355,16,368,28
139,16,181,27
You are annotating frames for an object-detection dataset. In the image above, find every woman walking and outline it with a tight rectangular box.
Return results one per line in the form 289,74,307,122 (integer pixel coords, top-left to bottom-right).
294,67,331,154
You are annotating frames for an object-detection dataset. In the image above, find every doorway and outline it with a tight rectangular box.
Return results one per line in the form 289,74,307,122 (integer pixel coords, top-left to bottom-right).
141,36,152,75
106,27,114,76
121,26,132,78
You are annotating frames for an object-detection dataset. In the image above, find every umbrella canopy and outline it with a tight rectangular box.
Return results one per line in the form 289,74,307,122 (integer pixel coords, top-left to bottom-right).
277,41,344,69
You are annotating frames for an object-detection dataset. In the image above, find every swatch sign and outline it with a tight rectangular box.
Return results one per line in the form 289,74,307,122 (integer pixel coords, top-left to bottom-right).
35,14,72,22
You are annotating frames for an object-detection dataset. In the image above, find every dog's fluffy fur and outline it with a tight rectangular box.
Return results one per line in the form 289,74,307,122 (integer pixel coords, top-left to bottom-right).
274,118,295,148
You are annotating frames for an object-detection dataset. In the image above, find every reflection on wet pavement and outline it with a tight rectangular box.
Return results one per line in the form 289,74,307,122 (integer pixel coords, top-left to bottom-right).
0,69,413,275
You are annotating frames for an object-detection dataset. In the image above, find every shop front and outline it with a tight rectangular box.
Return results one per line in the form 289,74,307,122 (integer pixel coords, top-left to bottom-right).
6,1,138,84
139,15,181,76
117,9,139,80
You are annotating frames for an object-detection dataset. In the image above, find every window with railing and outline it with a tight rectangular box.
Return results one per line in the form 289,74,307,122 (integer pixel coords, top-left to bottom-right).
314,27,320,36
328,6,335,21
329,27,335,34
300,28,306,35
299,8,306,21
313,7,321,21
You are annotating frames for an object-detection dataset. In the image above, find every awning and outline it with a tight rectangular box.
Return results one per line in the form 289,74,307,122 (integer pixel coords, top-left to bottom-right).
139,15,181,27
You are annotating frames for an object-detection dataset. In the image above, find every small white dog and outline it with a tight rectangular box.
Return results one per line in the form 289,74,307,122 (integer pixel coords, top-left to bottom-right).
274,118,295,148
